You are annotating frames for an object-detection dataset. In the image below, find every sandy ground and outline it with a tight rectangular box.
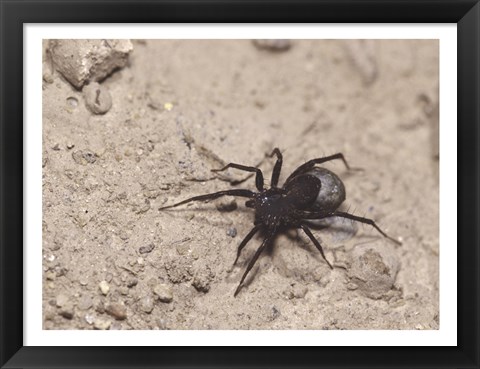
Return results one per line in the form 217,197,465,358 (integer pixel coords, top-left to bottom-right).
42,39,439,330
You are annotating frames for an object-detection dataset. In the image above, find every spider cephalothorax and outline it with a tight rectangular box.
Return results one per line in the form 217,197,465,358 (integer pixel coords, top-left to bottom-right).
159,148,400,296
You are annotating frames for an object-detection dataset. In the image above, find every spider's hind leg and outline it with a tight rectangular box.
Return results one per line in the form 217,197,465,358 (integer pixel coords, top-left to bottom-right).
327,211,401,245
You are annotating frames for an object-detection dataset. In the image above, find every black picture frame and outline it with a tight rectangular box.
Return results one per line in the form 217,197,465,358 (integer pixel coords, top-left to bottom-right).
1,1,479,368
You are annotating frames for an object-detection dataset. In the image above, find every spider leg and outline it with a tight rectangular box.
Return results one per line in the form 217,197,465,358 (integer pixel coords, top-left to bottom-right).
212,163,265,191
233,224,261,267
300,210,401,245
285,153,350,183
158,189,254,210
267,148,283,188
300,224,333,269
330,211,401,245
234,231,276,297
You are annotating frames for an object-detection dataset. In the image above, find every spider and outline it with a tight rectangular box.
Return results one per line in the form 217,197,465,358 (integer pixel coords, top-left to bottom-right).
159,148,400,296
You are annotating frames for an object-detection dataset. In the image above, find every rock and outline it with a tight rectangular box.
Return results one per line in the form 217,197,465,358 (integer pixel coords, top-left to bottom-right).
98,280,110,295
192,266,214,293
48,39,133,89
139,243,155,254
43,71,54,84
83,82,112,114
105,303,127,320
347,241,400,299
55,293,69,307
140,295,154,313
94,318,111,330
226,227,237,238
126,277,138,288
253,39,292,52
153,284,173,303
85,313,95,325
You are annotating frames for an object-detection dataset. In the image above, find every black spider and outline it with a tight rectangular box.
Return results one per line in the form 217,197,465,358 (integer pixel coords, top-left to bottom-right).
159,148,400,296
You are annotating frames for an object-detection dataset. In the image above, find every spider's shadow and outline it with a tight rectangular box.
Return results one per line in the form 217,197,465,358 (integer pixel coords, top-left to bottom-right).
230,218,358,289
230,223,333,289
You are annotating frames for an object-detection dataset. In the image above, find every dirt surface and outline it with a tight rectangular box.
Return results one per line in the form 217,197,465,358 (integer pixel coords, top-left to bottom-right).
42,40,439,330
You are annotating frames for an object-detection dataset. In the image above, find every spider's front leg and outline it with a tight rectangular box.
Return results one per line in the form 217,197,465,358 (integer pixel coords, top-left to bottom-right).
211,163,265,191
285,153,351,183
233,225,261,267
267,148,283,188
234,230,276,297
158,189,254,210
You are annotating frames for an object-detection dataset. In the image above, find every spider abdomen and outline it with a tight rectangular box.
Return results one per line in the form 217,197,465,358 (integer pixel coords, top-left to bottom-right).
306,167,346,212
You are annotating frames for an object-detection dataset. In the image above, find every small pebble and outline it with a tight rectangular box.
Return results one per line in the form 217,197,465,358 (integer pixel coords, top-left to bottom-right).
176,243,190,256
85,313,95,325
67,143,75,150
192,275,211,293
153,284,173,303
105,303,127,320
45,254,55,262
139,243,155,254
58,304,74,320
46,271,56,281
157,318,167,330
137,257,145,265
77,295,93,310
347,241,400,299
98,280,110,295
140,295,154,313
83,82,112,114
43,71,54,84
55,294,69,307
95,299,105,314
52,143,60,151
94,318,111,330
227,227,237,238
126,278,138,288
